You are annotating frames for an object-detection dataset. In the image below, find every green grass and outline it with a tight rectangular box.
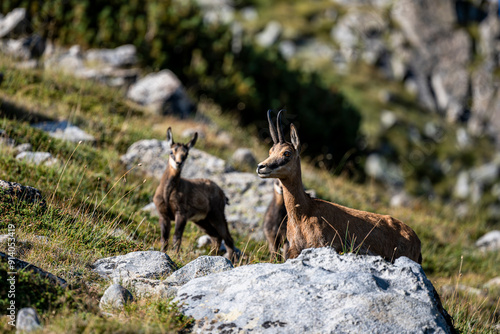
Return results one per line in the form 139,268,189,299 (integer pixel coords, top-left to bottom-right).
0,51,499,333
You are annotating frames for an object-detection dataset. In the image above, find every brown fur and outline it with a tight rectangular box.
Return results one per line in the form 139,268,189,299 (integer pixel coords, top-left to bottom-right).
153,128,237,261
263,180,288,257
257,111,422,263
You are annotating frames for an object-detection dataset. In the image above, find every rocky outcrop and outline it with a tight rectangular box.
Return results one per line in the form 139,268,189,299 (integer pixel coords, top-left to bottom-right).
0,180,46,207
126,70,195,117
92,251,177,282
174,247,455,334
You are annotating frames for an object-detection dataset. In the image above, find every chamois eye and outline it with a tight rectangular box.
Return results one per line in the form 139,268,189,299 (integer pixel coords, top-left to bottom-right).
284,151,291,158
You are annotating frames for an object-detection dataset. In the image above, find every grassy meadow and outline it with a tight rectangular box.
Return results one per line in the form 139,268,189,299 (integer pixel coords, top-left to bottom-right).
0,53,499,333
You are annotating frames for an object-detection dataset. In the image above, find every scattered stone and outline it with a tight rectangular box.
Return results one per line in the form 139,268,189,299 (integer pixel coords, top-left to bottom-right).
174,247,454,333
484,277,500,289
195,0,235,25
476,230,500,252
141,202,159,217
380,110,397,129
32,121,96,143
126,70,195,117
85,44,137,68
230,148,257,171
256,21,282,47
0,252,66,287
16,307,42,333
197,235,212,248
92,251,177,281
99,284,133,311
441,284,487,298
0,180,46,207
14,143,32,154
0,8,28,38
454,171,470,200
15,152,58,166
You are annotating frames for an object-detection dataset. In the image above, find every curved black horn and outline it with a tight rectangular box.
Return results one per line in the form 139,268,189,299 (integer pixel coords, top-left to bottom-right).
277,110,285,143
267,109,278,144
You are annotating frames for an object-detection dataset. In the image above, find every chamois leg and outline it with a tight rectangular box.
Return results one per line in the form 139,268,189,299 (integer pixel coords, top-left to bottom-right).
172,214,188,253
214,215,237,261
159,216,171,252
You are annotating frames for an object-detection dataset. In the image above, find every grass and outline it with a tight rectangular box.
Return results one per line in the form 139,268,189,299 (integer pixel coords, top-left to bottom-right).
0,51,499,333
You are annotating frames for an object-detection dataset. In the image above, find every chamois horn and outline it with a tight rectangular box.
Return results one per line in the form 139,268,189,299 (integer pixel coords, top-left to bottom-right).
267,109,278,144
277,109,285,143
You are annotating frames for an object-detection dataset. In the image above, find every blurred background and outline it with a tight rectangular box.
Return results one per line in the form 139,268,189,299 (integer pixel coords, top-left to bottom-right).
2,0,500,233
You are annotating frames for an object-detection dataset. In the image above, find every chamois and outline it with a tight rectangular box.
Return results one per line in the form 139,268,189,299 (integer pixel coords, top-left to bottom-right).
263,179,288,257
256,110,422,263
153,128,237,261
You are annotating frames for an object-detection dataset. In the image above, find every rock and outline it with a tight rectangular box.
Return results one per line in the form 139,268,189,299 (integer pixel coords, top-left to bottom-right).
165,256,233,287
454,171,470,199
197,235,212,248
174,247,454,333
127,255,233,299
32,121,96,143
380,110,397,129
99,284,133,311
127,70,195,117
230,148,257,171
365,154,404,187
85,44,137,68
0,8,28,38
16,307,42,332
0,252,66,287
141,202,159,217
278,40,296,60
44,47,85,74
475,230,500,252
240,7,258,21
195,0,235,25
0,180,46,207
484,277,500,289
0,34,45,60
92,251,177,281
14,143,32,154
470,163,498,186
256,21,282,47
15,152,58,166
441,284,487,298
389,190,412,208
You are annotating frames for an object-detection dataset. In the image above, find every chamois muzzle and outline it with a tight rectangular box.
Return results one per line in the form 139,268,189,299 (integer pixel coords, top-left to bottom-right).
257,163,271,177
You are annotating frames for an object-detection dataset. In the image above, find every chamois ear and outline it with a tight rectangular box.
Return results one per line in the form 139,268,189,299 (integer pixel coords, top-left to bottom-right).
290,123,301,152
188,132,198,149
167,127,174,146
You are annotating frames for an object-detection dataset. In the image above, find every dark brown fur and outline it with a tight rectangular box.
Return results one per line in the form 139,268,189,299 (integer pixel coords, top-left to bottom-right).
257,111,422,263
263,180,288,257
153,128,237,261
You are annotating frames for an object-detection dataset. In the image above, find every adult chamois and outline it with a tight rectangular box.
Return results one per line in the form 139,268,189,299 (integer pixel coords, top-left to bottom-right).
263,179,288,257
153,128,237,261
256,110,422,263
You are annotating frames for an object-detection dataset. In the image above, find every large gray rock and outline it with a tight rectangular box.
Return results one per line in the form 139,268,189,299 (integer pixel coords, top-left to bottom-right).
92,251,177,281
16,307,42,332
85,44,137,68
0,180,45,207
126,255,233,299
174,247,454,334
0,8,28,38
32,121,96,143
475,230,500,252
230,148,257,171
99,284,133,311
126,70,195,117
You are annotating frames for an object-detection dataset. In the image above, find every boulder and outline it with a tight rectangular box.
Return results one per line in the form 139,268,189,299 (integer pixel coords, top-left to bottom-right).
85,44,137,68
0,180,46,207
124,255,233,299
0,34,45,60
230,148,257,171
99,284,133,311
16,307,42,332
15,152,59,167
92,251,177,281
126,70,195,117
32,121,96,143
195,0,235,25
256,21,282,48
0,8,28,38
174,247,454,334
475,230,500,252
0,252,66,287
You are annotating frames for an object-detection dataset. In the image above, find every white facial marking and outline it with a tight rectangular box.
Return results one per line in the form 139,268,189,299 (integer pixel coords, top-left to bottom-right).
169,156,178,170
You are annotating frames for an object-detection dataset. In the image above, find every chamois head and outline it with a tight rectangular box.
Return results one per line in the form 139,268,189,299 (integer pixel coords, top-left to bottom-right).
257,110,301,180
166,127,197,171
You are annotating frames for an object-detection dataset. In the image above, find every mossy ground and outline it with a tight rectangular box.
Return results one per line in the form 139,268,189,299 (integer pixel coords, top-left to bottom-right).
0,53,499,333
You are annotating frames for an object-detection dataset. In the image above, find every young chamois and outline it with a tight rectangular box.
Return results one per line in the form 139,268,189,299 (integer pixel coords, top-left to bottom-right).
263,179,288,257
153,128,237,261
256,110,422,263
